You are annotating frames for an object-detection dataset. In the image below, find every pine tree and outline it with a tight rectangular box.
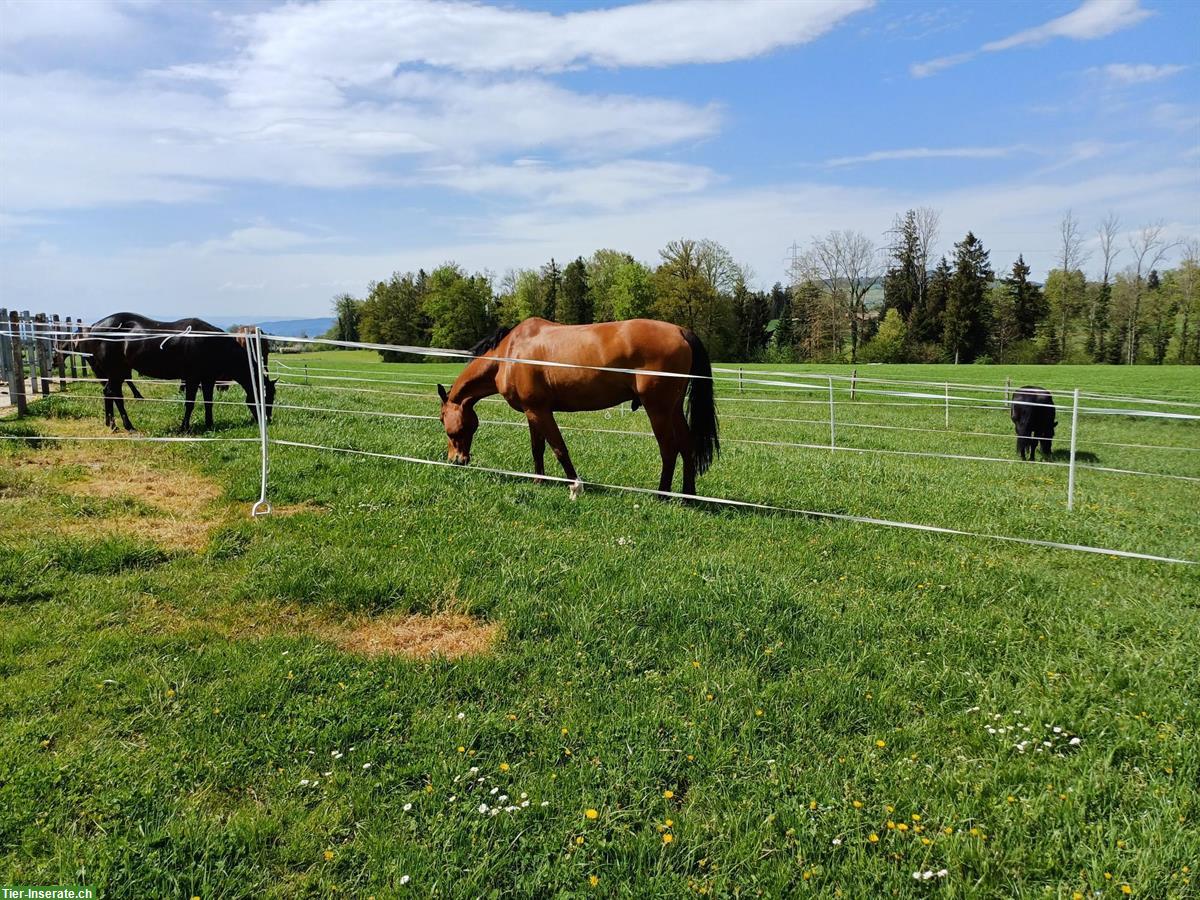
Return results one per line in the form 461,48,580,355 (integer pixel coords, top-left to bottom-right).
910,256,950,346
1006,254,1045,340
943,232,993,363
558,257,591,324
540,258,561,321
882,210,922,323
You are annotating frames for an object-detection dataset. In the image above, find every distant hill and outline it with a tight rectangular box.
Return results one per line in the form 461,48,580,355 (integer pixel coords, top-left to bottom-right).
210,316,336,338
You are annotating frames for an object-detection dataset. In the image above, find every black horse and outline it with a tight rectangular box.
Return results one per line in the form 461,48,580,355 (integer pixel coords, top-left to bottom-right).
1010,386,1056,461
85,313,275,431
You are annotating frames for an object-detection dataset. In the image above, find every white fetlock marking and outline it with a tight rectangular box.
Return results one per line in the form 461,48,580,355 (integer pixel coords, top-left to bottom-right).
569,479,583,500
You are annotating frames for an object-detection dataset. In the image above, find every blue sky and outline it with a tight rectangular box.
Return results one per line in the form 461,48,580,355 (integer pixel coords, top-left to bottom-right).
1,0,1197,321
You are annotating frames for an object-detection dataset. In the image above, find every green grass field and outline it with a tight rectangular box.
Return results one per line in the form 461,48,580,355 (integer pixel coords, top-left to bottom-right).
2,355,1198,898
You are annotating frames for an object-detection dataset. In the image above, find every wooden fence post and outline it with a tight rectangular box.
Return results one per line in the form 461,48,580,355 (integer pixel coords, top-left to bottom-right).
8,311,27,415
35,314,51,395
0,307,12,391
850,368,857,401
65,317,77,379
78,320,90,378
53,314,66,387
20,311,38,397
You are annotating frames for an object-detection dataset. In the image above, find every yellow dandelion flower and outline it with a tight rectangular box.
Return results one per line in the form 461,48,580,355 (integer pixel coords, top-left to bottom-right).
852,800,863,809
507,714,517,721
561,727,569,736
809,800,817,810
921,838,932,846
576,836,585,846
897,823,909,832
456,746,465,753
875,740,886,748
662,833,673,844
663,790,674,799
499,763,510,772
911,814,920,822
1105,873,1113,880
1007,795,1016,803
969,828,981,837
324,850,335,861
756,709,764,717
1073,893,1084,900
943,827,954,835
1120,887,1132,896
802,871,811,880
666,819,674,827
886,821,896,830
585,808,599,820
886,805,895,813
706,694,714,701
589,876,599,887
867,833,879,843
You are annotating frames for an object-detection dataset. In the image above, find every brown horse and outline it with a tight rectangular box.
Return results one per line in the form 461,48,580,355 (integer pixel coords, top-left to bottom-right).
438,318,718,496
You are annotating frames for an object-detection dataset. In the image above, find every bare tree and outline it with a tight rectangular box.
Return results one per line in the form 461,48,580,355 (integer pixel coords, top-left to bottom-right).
1124,223,1178,364
1176,238,1200,364
807,230,883,362
1049,210,1092,359
914,206,941,300
1097,212,1121,285
1086,212,1122,359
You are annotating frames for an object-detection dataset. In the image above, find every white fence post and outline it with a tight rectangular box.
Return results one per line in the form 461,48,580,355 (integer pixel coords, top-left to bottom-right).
827,376,836,448
944,382,950,428
1066,387,1080,512
247,328,272,517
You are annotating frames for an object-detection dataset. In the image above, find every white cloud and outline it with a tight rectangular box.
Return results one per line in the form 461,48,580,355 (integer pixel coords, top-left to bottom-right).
420,159,715,209
219,0,874,75
189,225,337,255
6,165,1195,321
0,0,142,46
1091,63,1188,84
825,146,1028,167
982,0,1152,51
0,69,721,210
912,0,1153,77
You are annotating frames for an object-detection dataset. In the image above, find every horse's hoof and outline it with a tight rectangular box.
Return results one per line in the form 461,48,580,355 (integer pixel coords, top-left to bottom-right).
569,480,584,501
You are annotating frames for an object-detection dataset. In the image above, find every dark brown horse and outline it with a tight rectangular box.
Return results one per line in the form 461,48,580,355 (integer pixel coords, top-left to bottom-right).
84,313,275,431
438,318,718,496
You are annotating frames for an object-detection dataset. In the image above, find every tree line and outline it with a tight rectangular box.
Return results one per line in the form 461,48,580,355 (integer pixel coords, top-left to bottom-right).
328,210,1199,365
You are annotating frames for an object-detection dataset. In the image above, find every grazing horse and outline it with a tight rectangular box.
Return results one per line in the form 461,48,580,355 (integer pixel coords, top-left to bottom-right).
86,313,275,431
437,317,718,496
1010,385,1057,460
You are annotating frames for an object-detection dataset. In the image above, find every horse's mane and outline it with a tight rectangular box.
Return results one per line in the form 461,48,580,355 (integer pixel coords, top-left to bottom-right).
469,326,511,357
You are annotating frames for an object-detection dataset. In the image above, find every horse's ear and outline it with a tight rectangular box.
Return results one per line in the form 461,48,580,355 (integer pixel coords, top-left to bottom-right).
437,384,449,403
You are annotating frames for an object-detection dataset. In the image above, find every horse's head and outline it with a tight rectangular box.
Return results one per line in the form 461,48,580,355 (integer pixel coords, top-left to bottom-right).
438,383,477,465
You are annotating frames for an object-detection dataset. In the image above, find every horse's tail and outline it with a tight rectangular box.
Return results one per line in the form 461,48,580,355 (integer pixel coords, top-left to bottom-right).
682,330,719,477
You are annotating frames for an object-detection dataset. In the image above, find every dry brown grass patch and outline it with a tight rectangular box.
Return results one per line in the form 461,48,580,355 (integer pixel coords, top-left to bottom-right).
11,440,233,550
144,597,498,660
329,613,499,659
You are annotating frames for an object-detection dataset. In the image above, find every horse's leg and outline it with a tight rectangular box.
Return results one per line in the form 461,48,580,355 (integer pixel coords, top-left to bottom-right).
673,403,697,496
644,403,678,495
202,382,215,430
525,415,546,480
181,381,198,431
109,376,134,431
526,409,579,495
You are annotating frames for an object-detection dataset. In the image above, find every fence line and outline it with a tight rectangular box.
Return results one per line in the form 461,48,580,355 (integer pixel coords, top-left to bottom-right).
44,376,1200,464
14,327,1199,417
269,438,1196,566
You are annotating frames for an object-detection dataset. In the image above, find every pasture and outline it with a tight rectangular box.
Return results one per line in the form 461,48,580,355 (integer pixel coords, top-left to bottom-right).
1,354,1198,898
